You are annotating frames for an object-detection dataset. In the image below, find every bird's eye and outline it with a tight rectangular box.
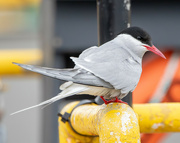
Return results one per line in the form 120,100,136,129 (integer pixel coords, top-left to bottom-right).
137,36,142,40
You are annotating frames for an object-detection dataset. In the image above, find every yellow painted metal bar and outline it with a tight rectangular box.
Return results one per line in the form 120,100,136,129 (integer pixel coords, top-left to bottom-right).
59,102,140,143
0,48,42,75
59,102,99,143
133,103,180,133
0,0,40,9
59,102,180,142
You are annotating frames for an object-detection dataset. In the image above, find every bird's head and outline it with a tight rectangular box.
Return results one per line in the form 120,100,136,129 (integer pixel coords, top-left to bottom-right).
118,27,166,59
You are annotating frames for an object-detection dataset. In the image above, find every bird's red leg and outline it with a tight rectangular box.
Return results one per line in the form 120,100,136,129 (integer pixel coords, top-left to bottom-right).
100,96,115,104
100,96,109,104
100,96,128,104
115,97,119,102
114,97,128,104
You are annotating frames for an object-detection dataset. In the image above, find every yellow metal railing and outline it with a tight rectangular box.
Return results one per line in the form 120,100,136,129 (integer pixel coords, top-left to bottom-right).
0,48,42,75
0,0,40,9
59,102,140,143
134,103,180,133
59,102,180,143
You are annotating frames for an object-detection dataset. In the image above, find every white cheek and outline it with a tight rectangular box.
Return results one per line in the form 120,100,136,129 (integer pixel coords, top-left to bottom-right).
136,45,148,55
141,45,148,51
141,45,149,52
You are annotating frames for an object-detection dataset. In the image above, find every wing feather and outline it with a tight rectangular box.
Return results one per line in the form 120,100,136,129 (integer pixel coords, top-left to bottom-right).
71,41,142,93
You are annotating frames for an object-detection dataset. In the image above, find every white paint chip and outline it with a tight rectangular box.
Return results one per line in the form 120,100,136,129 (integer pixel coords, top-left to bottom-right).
115,136,122,143
121,104,126,109
124,0,131,11
152,123,164,129
121,112,131,132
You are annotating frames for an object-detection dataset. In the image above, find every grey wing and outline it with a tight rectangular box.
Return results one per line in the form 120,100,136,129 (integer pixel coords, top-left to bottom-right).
72,57,142,93
71,42,142,93
74,46,99,69
77,41,130,63
12,62,113,88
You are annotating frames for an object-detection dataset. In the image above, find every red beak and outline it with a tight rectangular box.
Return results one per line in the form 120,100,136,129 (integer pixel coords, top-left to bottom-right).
143,45,166,59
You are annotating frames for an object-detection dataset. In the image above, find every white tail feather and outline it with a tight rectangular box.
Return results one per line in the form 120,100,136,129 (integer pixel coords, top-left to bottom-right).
11,83,89,115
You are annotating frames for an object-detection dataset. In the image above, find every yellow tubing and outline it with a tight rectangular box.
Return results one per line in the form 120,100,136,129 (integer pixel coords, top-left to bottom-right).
134,103,180,133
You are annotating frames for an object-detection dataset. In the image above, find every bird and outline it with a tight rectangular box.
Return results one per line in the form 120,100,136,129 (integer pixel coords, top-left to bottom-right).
11,27,166,115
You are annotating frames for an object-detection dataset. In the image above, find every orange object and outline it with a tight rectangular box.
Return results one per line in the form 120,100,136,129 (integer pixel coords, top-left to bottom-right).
133,50,180,143
141,133,168,143
133,51,173,103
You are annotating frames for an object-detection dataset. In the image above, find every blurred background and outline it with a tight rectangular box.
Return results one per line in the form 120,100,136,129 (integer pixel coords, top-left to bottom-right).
0,0,180,143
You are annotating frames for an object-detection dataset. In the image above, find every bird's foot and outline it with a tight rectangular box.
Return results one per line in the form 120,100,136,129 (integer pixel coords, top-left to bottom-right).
114,97,128,104
100,96,111,104
100,96,127,105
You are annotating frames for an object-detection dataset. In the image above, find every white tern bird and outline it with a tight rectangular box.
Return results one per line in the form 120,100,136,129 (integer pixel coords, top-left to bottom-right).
11,27,166,115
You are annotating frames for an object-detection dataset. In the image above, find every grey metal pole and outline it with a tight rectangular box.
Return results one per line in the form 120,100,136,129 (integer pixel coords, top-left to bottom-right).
96,0,132,106
40,0,58,143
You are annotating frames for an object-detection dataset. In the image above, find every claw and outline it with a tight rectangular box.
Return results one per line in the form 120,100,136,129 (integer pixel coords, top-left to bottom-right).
100,96,127,104
114,97,128,104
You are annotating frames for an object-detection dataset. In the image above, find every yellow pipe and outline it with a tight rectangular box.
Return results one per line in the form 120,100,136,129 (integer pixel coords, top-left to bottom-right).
134,103,180,133
0,48,42,75
59,102,180,142
59,102,140,143
59,102,99,143
0,0,40,9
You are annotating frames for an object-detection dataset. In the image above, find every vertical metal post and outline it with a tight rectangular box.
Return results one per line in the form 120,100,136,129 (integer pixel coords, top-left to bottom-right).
96,0,132,106
40,0,58,143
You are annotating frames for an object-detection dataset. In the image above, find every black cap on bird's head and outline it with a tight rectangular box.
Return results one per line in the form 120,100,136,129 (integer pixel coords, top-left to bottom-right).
119,27,166,59
120,27,152,46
